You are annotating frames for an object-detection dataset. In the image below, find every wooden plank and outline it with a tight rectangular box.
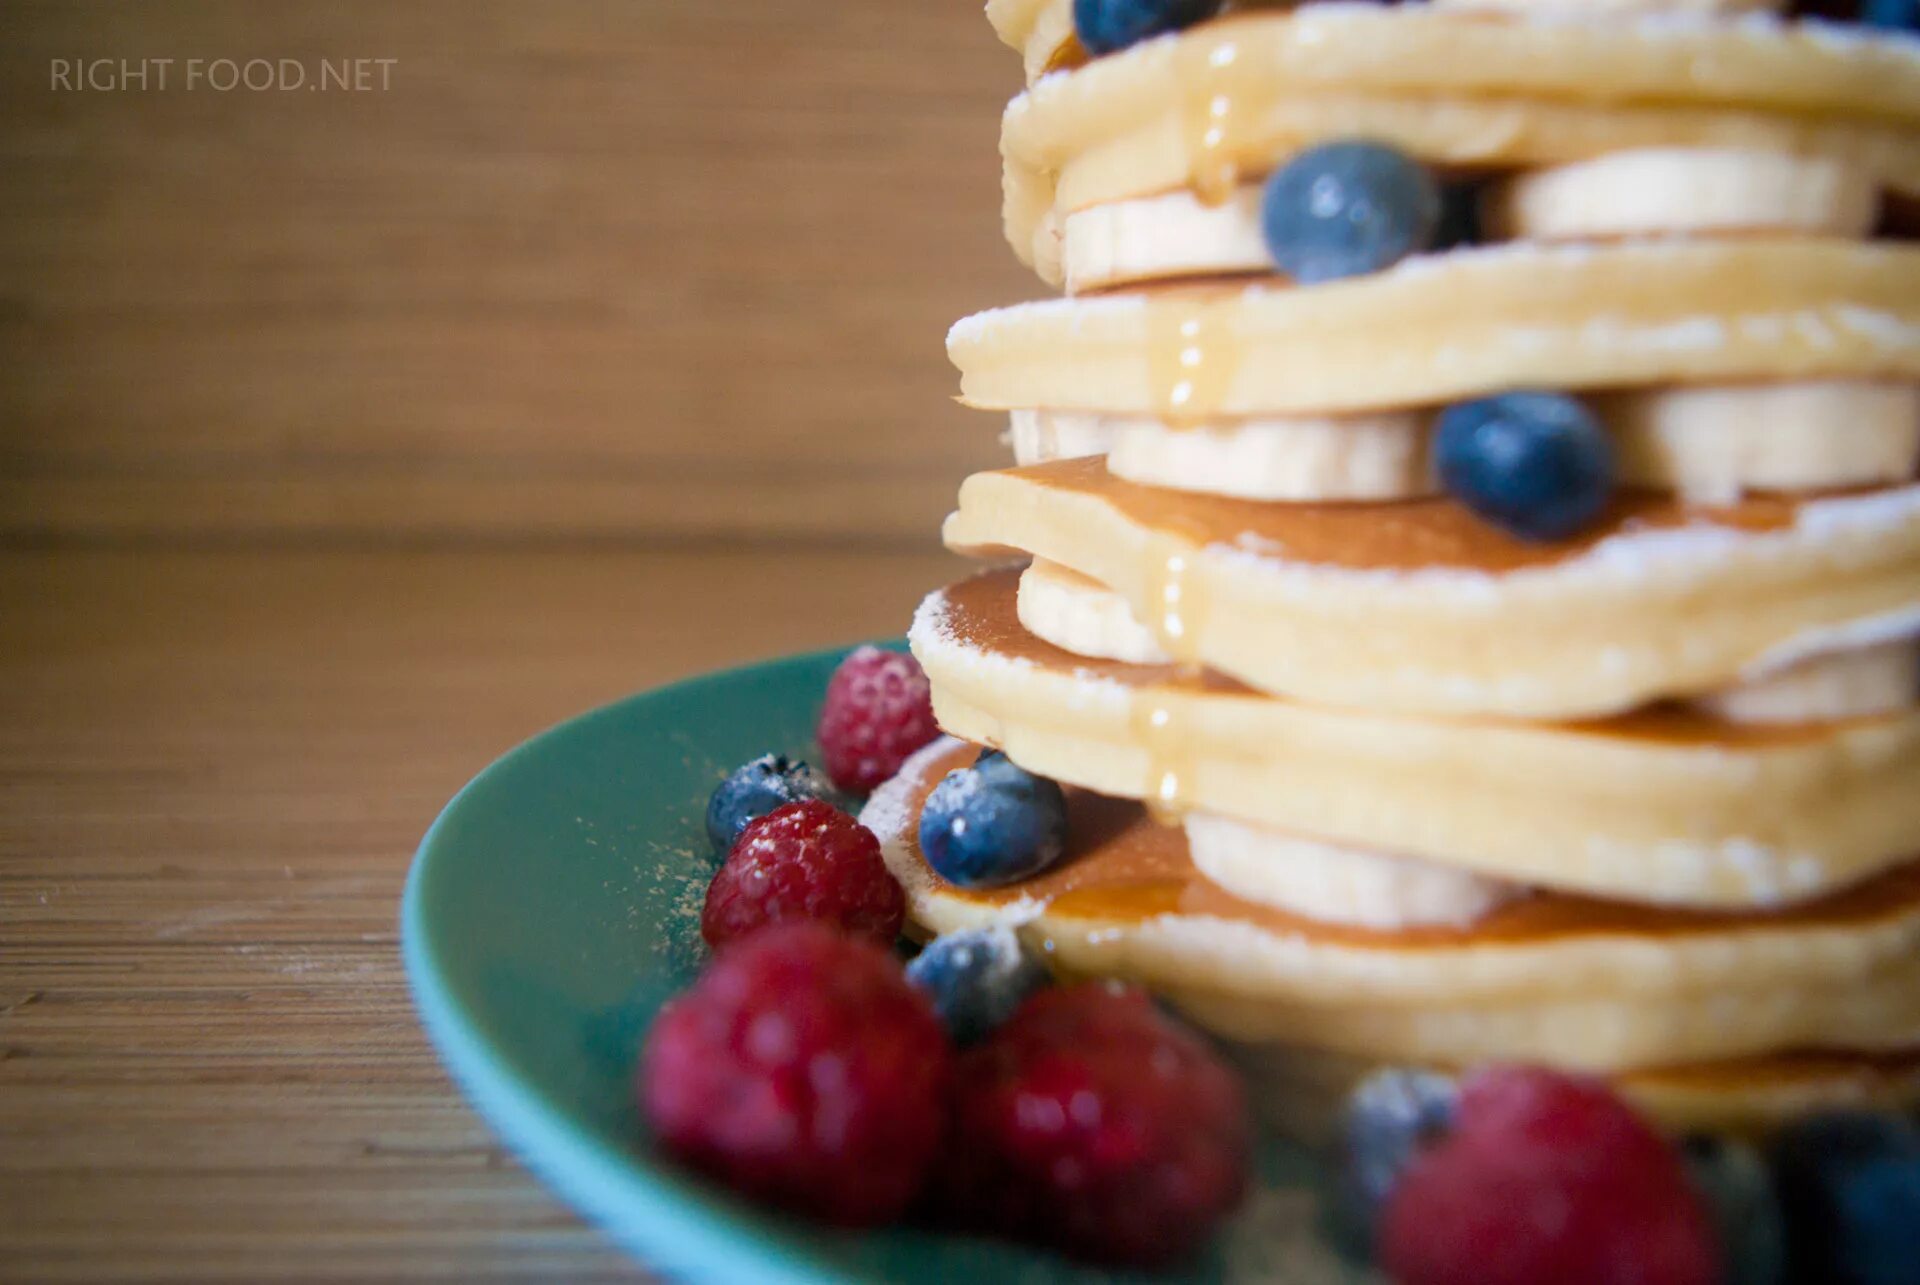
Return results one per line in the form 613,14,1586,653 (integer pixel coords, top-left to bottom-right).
0,546,964,1282
0,466,980,542
0,1,1031,539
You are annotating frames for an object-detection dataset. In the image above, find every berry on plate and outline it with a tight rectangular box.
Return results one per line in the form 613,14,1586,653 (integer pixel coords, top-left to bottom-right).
939,981,1250,1266
1768,1111,1920,1285
904,924,1051,1045
1864,0,1919,30
816,646,940,793
1331,1067,1459,1255
1680,1134,1785,1285
1379,1065,1718,1285
1433,390,1616,542
639,923,953,1225
704,753,833,856
917,750,1068,889
1260,140,1440,285
1073,0,1224,55
701,799,905,949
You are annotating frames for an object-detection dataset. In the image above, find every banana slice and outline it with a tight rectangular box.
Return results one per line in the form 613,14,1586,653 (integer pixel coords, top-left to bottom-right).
1487,148,1880,243
1016,409,1436,500
1007,408,1115,466
1184,811,1524,930
1059,149,1878,293
1061,188,1270,294
1009,382,1918,503
1603,381,1920,503
1694,641,1920,724
1018,558,1172,664
1108,412,1435,502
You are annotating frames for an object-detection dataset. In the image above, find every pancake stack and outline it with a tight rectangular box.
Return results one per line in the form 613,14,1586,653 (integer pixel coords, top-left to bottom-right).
866,0,1920,1134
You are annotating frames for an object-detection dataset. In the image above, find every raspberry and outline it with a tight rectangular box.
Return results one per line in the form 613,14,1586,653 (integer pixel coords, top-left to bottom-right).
939,982,1250,1265
816,646,939,793
701,800,905,950
1380,1065,1719,1285
638,923,953,1226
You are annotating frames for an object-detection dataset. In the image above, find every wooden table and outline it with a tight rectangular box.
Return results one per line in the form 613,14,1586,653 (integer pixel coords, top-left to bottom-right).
0,544,961,1282
3,2,1021,1275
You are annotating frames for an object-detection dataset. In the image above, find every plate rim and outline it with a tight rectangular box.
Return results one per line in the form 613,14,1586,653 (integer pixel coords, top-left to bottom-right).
401,641,890,1285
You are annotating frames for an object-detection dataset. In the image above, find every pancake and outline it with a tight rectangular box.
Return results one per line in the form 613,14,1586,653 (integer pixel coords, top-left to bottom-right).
910,569,1920,905
986,0,1796,88
998,8,1920,280
1013,556,1920,725
865,736,1920,1071
940,458,1920,720
950,243,1920,420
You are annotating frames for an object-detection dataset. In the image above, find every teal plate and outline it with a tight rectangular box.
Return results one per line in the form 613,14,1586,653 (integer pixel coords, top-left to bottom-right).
404,643,1375,1285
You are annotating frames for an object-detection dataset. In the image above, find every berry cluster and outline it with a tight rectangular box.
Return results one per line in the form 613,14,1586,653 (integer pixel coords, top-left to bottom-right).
640,649,1250,1262
1338,1063,1920,1285
642,923,1251,1258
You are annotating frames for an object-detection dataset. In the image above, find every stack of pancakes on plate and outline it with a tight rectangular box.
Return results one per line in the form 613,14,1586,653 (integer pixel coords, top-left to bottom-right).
863,0,1920,1134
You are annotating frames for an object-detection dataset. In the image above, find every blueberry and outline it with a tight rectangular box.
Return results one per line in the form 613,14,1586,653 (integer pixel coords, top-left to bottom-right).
1260,140,1440,285
917,750,1068,888
704,753,832,856
1433,391,1616,541
1681,1134,1787,1285
1864,0,1920,31
1769,1111,1920,1285
1073,0,1224,55
904,925,1051,1044
1328,1067,1458,1257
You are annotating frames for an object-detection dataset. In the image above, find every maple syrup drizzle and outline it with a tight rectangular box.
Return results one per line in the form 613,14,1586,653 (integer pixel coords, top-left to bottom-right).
1183,36,1249,207
1147,545,1196,659
1127,662,1209,826
1146,298,1243,430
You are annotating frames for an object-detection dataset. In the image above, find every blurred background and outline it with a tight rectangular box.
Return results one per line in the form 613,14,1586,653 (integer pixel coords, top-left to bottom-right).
1,6,1034,1278
2,0,1029,544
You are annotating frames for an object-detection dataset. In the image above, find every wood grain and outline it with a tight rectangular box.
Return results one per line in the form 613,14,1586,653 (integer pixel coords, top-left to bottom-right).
0,545,965,1283
0,1,1031,540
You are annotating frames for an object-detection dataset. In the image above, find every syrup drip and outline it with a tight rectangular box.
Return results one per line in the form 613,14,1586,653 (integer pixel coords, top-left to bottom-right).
1182,37,1249,207
1041,35,1088,76
1146,298,1242,429
1142,538,1206,665
1127,663,1208,826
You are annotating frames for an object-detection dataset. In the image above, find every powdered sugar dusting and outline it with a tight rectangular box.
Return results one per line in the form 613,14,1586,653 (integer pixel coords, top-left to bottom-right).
857,734,963,856
1745,603,1920,677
